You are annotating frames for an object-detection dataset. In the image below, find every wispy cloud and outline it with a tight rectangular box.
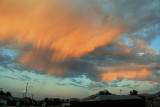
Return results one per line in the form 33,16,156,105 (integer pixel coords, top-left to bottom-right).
0,0,160,87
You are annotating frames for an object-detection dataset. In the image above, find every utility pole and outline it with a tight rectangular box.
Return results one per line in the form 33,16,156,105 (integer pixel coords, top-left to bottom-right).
24,82,28,98
120,89,122,96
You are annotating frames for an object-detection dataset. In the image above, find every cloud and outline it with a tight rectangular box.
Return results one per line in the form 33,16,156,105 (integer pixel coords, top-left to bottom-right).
0,74,30,82
56,81,110,91
129,39,157,55
0,0,160,87
0,49,16,68
106,0,160,33
0,75,19,81
91,41,134,56
110,84,118,87
0,0,124,75
101,68,152,82
20,75,31,80
122,84,131,88
56,82,85,88
71,78,82,84
85,43,160,82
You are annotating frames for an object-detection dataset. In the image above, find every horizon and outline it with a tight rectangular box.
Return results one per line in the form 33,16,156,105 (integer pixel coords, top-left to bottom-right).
1,88,159,101
0,0,160,100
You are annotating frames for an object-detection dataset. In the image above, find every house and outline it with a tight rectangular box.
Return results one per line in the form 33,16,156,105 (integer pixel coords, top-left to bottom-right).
0,99,7,105
0,95,38,106
0,95,12,105
71,95,145,107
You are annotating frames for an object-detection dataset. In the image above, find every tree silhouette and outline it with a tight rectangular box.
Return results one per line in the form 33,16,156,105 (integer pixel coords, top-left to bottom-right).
5,92,12,96
44,98,62,106
52,98,61,105
130,90,138,95
98,90,112,95
0,90,5,96
44,98,50,106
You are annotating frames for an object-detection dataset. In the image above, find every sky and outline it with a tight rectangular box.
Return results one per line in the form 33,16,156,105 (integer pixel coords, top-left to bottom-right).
0,0,160,100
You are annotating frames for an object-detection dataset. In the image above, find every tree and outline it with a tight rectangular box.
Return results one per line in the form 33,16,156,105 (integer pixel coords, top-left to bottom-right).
0,91,5,96
44,98,51,106
52,98,62,105
98,90,112,95
130,90,138,95
5,92,12,96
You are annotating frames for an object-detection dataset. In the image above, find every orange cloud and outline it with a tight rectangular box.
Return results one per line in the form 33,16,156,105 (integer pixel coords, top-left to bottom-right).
0,0,123,60
92,42,133,56
129,38,157,55
116,42,133,54
135,39,157,54
101,68,152,82
0,0,124,74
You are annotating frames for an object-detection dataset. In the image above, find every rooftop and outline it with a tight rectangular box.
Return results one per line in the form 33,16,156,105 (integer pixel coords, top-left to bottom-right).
88,95,142,102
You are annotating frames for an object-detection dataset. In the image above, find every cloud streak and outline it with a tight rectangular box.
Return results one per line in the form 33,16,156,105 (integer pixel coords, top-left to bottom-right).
101,68,152,82
0,0,160,86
